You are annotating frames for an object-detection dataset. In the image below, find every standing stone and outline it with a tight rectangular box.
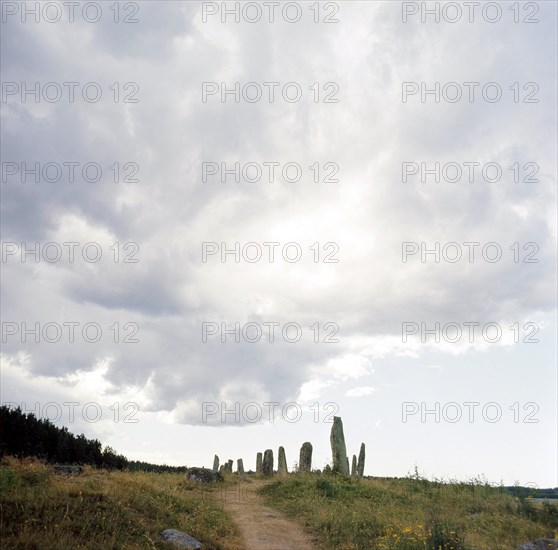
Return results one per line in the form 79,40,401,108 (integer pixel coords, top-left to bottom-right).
299,442,312,472
351,455,357,476
213,455,219,472
237,459,244,477
357,443,365,477
278,446,288,475
219,465,224,475
256,452,263,474
330,416,350,476
226,459,233,473
262,449,274,476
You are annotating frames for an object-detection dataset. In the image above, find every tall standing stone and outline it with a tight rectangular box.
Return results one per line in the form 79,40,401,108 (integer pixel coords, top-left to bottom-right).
237,459,244,477
262,449,274,476
278,446,288,475
212,455,219,472
330,416,350,476
299,442,312,472
256,452,263,474
351,455,357,476
226,459,233,473
357,443,365,477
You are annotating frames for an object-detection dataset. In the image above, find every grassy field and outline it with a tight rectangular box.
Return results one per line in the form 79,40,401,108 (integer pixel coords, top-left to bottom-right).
0,456,242,549
2,456,557,549
259,473,558,550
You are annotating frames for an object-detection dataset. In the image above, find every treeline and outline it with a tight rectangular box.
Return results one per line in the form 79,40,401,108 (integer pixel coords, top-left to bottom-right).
0,405,185,472
0,405,127,469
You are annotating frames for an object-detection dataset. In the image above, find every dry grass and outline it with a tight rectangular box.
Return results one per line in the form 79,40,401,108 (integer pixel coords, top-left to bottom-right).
259,473,558,550
2,457,556,550
0,456,242,549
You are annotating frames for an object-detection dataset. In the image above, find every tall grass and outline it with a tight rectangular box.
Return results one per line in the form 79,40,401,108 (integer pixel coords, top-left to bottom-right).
259,472,558,550
0,456,242,549
3,456,556,550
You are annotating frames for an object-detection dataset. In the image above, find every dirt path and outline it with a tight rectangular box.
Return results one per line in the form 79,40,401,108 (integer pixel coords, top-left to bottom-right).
217,478,317,550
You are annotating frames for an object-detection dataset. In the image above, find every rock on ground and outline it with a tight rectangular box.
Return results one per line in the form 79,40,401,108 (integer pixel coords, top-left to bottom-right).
160,529,202,549
516,540,558,550
186,467,223,483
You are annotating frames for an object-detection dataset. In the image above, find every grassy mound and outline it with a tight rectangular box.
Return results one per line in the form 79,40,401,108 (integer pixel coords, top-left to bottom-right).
0,456,242,549
259,473,558,550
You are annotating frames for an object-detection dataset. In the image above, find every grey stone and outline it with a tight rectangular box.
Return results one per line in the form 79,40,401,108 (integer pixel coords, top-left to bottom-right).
226,459,233,473
299,442,312,472
219,465,224,475
262,449,274,476
330,416,349,476
357,443,365,477
516,540,558,550
186,467,223,483
278,446,288,475
212,454,219,472
237,459,244,476
256,452,263,474
351,455,357,476
160,529,202,549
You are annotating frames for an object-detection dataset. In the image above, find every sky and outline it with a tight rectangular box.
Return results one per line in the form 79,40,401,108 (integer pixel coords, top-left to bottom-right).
1,0,557,487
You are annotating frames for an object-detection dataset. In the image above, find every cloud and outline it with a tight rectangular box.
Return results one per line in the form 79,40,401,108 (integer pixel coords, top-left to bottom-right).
346,386,376,397
1,1,556,433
